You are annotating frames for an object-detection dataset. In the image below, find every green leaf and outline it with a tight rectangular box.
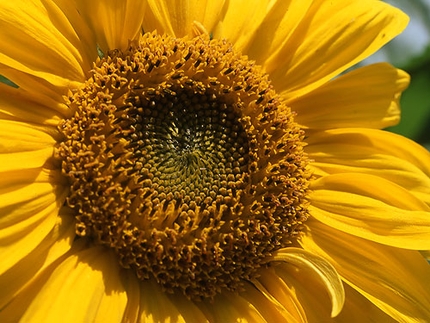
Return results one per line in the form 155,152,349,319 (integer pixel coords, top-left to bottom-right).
0,75,18,88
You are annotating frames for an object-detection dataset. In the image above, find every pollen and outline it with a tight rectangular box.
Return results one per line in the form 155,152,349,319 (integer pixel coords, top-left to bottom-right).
56,32,310,299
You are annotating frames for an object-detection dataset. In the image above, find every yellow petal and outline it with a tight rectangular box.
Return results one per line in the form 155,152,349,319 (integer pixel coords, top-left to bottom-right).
43,0,99,68
264,0,408,100
240,280,302,323
0,120,57,153
272,247,345,317
245,0,313,64
0,148,55,173
21,246,128,323
138,279,209,323
0,169,67,274
310,173,430,249
212,0,272,51
291,63,409,129
0,212,75,311
121,270,141,323
145,0,225,38
301,220,430,322
335,284,397,323
307,128,430,177
0,0,87,88
254,267,307,322
273,263,337,322
75,0,147,52
0,202,56,275
0,120,57,172
306,128,430,206
199,291,269,323
0,82,61,126
0,70,72,116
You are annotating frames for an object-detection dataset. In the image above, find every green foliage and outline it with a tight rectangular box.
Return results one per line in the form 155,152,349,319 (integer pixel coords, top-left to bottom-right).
387,46,430,147
377,1,430,148
0,75,18,88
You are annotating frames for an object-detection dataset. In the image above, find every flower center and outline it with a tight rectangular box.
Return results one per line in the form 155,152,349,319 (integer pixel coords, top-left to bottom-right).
56,32,310,299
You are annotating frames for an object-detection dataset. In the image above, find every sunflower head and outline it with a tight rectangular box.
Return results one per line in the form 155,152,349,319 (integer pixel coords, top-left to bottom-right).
3,0,428,322
56,31,310,299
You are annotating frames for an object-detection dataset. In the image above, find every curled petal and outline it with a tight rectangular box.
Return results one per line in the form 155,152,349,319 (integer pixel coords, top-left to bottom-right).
272,247,345,317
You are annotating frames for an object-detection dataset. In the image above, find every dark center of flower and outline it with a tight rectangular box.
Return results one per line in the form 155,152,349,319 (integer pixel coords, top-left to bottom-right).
56,32,310,299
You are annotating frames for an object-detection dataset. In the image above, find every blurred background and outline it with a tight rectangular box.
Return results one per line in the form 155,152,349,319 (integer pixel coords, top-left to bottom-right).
367,0,430,150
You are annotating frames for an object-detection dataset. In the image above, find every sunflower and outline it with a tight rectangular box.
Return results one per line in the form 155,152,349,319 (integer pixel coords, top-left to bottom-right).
1,0,430,322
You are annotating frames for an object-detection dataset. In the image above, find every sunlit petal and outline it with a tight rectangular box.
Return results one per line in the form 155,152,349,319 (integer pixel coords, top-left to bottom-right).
310,173,430,249
301,220,430,322
292,63,409,129
21,246,129,323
